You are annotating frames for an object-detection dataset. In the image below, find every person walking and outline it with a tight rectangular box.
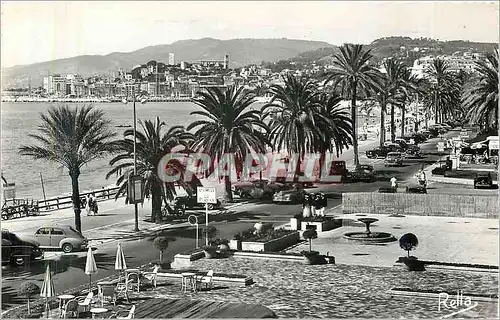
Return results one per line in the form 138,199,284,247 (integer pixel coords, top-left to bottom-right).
315,193,325,217
390,176,398,193
91,193,99,215
85,194,92,216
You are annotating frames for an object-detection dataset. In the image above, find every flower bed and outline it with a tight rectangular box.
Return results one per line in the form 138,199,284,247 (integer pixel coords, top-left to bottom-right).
241,231,300,252
301,218,342,232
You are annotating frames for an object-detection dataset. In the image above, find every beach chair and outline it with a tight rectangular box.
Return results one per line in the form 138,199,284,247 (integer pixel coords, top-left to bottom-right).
99,285,117,306
142,265,160,289
126,272,140,292
61,299,79,319
196,270,214,290
76,291,94,313
115,282,130,304
111,305,136,319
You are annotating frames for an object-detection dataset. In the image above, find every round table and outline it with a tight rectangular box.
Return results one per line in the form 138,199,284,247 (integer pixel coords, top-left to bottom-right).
181,272,197,292
58,294,75,317
90,307,108,319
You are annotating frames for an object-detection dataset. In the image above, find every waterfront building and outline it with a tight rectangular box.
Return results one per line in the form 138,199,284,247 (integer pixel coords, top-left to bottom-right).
43,74,66,95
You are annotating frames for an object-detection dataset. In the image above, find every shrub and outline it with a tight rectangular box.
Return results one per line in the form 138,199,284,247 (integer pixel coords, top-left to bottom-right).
153,236,170,261
19,281,40,314
399,233,419,257
302,229,318,252
212,238,229,247
203,226,218,245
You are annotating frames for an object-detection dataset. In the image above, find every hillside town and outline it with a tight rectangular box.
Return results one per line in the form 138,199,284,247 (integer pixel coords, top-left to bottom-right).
1,48,489,102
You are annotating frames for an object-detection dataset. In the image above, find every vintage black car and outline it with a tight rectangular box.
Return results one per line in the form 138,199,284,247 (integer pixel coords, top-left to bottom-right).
2,230,44,266
474,173,493,189
345,165,375,182
232,179,289,199
173,193,222,213
431,158,453,175
406,184,427,194
366,145,403,159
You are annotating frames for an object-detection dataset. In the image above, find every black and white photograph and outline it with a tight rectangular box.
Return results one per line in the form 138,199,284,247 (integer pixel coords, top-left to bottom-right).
1,1,499,319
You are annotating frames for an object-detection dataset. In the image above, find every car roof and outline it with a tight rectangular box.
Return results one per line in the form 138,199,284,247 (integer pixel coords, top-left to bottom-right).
37,224,74,230
387,152,401,155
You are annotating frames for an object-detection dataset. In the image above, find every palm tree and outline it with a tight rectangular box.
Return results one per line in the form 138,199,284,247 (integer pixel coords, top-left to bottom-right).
398,68,424,137
263,74,323,158
325,44,380,166
374,59,406,144
107,117,199,223
423,59,458,124
315,92,353,174
462,50,499,131
19,105,117,232
188,86,268,202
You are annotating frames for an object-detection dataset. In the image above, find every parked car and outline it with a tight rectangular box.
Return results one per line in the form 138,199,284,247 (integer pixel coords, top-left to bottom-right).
274,173,314,188
173,193,222,211
273,188,308,204
345,164,375,182
33,225,88,253
2,229,44,266
431,158,453,175
384,152,404,167
232,179,288,199
406,184,427,194
366,145,402,159
474,173,493,189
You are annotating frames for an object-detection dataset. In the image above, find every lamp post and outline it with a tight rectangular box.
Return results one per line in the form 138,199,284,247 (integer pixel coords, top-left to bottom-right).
122,85,146,232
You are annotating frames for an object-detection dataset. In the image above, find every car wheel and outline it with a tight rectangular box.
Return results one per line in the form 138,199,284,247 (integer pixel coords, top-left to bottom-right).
62,243,73,253
12,256,28,266
207,204,215,210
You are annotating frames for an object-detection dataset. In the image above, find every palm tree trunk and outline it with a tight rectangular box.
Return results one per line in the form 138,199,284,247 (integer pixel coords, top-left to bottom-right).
351,82,359,167
401,105,406,137
379,99,386,147
70,170,82,233
224,175,233,202
151,183,162,223
390,103,396,142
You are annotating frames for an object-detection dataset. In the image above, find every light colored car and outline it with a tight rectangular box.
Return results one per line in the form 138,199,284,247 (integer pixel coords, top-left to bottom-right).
384,152,404,167
273,189,307,204
33,225,87,253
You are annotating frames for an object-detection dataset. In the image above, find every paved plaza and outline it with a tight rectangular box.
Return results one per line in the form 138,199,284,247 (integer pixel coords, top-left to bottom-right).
133,258,498,319
288,214,499,267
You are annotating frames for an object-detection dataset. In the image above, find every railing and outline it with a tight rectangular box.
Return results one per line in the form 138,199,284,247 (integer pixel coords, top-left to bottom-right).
34,186,122,212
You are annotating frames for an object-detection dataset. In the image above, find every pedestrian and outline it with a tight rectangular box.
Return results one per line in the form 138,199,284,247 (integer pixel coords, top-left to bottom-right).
310,193,317,217
320,192,327,217
302,194,311,218
314,193,323,217
390,176,398,193
92,193,99,215
85,194,92,216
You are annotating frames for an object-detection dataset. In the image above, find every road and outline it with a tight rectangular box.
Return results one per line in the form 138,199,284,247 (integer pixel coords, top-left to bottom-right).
0,128,485,310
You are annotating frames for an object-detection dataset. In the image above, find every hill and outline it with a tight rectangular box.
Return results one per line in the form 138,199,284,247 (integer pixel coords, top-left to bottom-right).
1,38,334,88
263,36,498,70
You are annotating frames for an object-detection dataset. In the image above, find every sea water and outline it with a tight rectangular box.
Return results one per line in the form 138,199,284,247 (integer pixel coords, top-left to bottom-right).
1,101,377,200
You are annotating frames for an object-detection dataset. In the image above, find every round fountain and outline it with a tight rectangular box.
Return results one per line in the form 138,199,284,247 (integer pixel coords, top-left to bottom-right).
343,218,396,243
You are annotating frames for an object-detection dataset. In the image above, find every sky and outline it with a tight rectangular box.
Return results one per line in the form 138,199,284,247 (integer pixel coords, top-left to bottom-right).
1,1,499,68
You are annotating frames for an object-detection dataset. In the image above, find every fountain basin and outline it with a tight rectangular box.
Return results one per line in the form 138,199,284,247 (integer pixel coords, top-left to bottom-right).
343,231,397,243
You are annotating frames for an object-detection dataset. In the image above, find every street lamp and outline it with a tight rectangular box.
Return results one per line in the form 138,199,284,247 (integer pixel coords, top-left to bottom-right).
122,85,147,231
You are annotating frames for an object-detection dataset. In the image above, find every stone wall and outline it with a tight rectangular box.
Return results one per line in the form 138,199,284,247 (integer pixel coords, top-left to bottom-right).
342,193,498,218
241,232,300,252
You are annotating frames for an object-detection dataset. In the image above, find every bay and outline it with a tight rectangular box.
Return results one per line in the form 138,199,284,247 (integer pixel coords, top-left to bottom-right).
1,101,376,200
